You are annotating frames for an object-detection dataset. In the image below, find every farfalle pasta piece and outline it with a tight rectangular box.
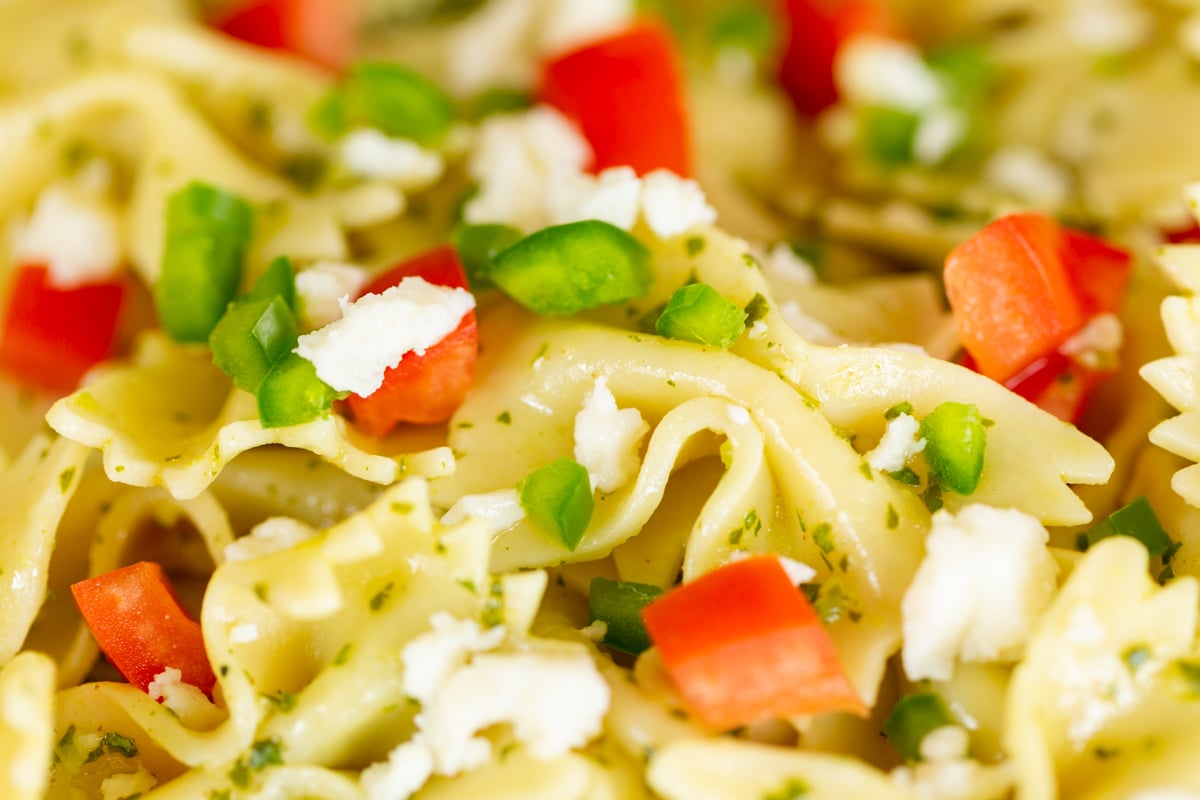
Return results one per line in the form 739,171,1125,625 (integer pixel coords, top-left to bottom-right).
0,652,55,800
1006,537,1200,800
46,333,451,500
0,434,89,666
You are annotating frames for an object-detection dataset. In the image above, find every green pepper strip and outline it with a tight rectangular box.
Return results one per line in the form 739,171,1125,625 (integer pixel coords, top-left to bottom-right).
588,577,663,655
655,282,747,349
920,401,986,496
1086,496,1174,557
882,692,956,763
311,61,456,144
452,223,523,291
257,353,338,429
518,458,594,551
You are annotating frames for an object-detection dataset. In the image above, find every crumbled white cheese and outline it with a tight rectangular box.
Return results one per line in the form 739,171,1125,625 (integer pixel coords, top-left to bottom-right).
1061,312,1123,369
836,36,943,111
640,169,718,238
401,613,507,707
747,320,769,340
295,260,370,330
913,108,969,166
11,184,122,289
465,106,593,232
865,412,926,473
339,129,445,190
224,517,317,563
445,0,540,95
778,556,817,586
983,145,1072,209
901,505,1059,681
573,375,649,493
147,667,224,729
441,489,525,534
890,724,1014,800
539,0,634,57
579,619,608,642
295,277,476,396
100,766,158,800
1066,0,1151,54
550,166,643,230
418,649,610,774
764,242,818,285
360,738,436,800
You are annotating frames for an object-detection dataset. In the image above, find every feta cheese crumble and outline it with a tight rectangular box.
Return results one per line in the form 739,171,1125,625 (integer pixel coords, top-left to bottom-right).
983,145,1072,209
363,613,611,798
1061,312,1123,370
224,516,317,563
865,412,926,473
640,169,718,238
147,667,223,728
339,129,445,190
441,489,526,534
551,166,643,230
12,184,122,289
295,277,475,397
539,0,634,57
901,505,1059,681
836,36,943,111
573,376,650,493
295,260,370,330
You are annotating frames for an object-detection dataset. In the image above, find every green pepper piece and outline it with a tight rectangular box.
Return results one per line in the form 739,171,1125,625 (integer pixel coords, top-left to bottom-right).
1086,496,1174,557
655,282,747,348
256,354,338,428
312,62,456,144
451,223,523,291
882,692,956,763
920,401,986,495
490,220,652,315
588,577,663,655
518,458,594,551
156,183,255,343
209,296,298,394
860,105,920,166
244,256,298,312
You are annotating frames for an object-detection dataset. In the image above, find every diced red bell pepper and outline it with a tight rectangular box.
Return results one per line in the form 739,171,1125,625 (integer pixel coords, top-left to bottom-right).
778,0,895,116
343,246,478,436
210,0,356,71
943,213,1129,384
0,264,126,395
642,555,865,730
1004,350,1106,426
71,561,217,697
540,22,691,177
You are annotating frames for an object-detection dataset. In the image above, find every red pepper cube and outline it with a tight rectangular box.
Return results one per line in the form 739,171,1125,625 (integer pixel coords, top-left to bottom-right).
944,213,1088,383
71,561,216,697
540,22,691,177
642,555,864,731
343,246,479,436
211,0,356,72
0,264,126,395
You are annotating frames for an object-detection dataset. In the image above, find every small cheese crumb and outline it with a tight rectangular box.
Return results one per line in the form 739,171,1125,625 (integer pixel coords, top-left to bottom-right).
640,169,718,238
147,667,224,729
550,166,643,230
339,129,445,190
445,0,539,95
902,505,1059,680
401,613,507,707
539,0,634,57
778,556,817,586
465,106,593,232
360,738,435,800
764,242,818,285
295,260,370,330
1061,312,1123,369
100,766,158,800
865,412,926,473
573,375,649,493
224,517,317,563
836,36,943,111
984,145,1072,208
441,489,525,534
230,623,260,644
419,650,610,774
295,277,475,396
12,184,122,289
914,108,968,166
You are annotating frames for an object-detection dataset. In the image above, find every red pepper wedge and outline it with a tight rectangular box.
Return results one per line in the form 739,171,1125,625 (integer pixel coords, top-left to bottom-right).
1004,350,1106,426
944,213,1130,384
71,561,216,697
343,246,478,436
210,0,356,71
0,264,126,395
778,0,895,116
642,555,865,730
540,22,691,177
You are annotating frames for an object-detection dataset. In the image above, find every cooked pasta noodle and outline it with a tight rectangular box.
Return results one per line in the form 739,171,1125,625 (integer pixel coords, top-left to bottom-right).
3,1,1200,798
